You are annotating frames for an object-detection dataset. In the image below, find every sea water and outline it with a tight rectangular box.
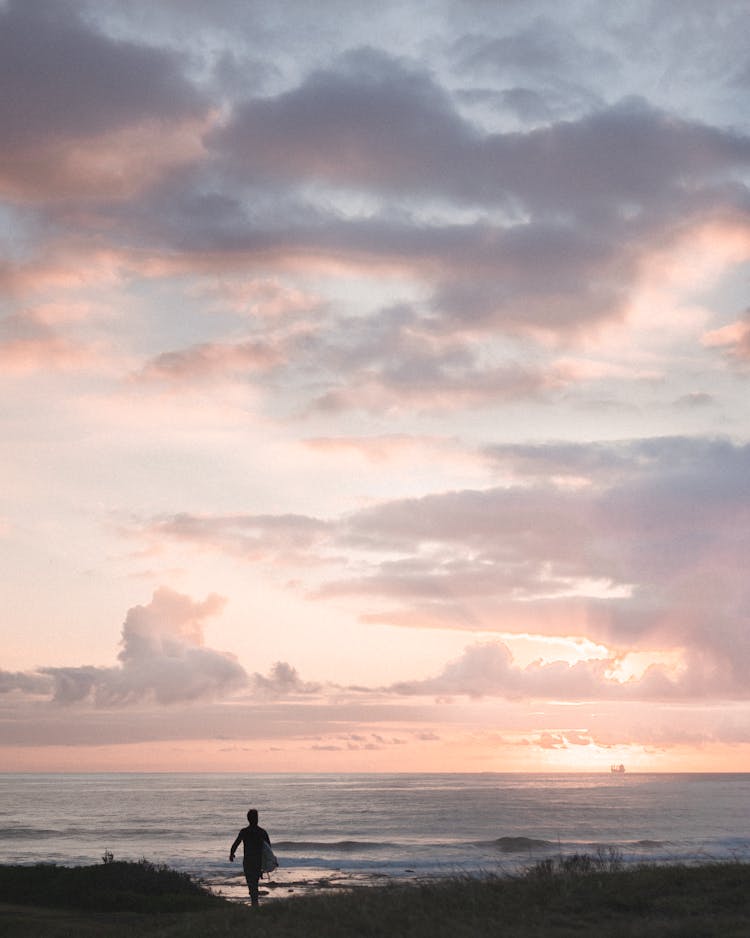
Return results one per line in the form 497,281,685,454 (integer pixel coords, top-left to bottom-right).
1,773,748,900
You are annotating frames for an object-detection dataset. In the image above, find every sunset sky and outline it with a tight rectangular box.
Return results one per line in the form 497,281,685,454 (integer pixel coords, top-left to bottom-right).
2,0,750,773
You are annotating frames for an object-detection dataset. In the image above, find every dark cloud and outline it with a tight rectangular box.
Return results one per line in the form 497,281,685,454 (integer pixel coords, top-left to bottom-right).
96,55,750,386
209,47,750,217
12,38,743,409
0,0,203,146
209,50,282,101
0,0,208,200
208,48,472,196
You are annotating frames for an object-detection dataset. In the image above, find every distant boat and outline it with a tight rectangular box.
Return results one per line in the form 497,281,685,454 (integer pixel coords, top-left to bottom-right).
610,763,626,774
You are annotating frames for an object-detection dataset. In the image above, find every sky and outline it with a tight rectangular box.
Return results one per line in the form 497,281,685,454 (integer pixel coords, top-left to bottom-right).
1,0,750,773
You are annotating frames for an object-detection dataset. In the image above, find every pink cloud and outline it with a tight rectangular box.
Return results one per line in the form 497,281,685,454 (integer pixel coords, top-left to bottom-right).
0,117,211,203
388,639,741,703
192,277,321,319
0,311,97,374
40,587,247,706
303,434,464,464
310,361,569,414
703,312,750,362
140,513,332,564
137,338,285,383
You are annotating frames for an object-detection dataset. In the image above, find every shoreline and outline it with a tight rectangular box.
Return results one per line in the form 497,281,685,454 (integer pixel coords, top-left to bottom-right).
212,848,750,903
214,866,396,903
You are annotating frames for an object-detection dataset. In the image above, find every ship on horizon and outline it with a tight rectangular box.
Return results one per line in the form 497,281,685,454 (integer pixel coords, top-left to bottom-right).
610,763,626,774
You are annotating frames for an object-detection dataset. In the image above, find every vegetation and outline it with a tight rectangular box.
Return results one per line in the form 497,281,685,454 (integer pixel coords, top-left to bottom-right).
1,858,749,937
0,859,224,913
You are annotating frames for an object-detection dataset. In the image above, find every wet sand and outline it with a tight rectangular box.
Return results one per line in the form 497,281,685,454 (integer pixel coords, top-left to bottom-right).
213,866,397,903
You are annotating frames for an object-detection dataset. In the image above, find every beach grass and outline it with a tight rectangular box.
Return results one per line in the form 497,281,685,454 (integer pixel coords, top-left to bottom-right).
1,858,749,937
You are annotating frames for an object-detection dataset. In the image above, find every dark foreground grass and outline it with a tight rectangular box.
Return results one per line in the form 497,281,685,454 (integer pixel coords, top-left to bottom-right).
1,858,750,938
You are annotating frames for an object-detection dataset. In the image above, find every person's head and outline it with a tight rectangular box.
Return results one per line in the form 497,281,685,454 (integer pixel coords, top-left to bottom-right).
247,808,259,826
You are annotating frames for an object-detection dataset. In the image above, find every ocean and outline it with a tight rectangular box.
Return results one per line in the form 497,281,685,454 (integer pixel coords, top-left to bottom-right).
2,773,749,902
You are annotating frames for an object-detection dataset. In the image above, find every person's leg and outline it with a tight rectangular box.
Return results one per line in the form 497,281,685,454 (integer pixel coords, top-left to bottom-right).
243,864,260,906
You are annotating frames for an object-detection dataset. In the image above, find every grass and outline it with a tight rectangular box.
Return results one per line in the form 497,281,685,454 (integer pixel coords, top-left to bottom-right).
1,857,749,937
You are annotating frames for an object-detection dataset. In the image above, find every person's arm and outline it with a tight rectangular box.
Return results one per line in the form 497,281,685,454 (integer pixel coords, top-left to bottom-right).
263,829,271,846
229,830,243,862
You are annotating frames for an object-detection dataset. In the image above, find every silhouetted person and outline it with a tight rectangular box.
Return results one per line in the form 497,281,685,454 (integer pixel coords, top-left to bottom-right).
230,808,271,906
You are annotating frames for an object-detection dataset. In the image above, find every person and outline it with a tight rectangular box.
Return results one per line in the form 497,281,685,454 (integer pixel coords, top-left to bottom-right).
229,808,272,906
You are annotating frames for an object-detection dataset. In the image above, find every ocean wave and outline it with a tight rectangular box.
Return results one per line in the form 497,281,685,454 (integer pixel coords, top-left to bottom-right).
0,828,59,839
276,836,557,855
107,828,191,838
274,840,398,852
0,825,198,843
475,837,552,852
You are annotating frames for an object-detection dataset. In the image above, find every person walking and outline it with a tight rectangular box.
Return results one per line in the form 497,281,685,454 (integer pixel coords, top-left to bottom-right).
230,808,271,906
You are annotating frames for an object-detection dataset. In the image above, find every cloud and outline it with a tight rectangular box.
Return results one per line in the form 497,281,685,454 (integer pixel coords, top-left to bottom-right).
2,2,750,769
77,47,750,371
140,513,332,563
208,47,469,196
338,432,749,572
137,338,285,383
1,0,202,143
302,434,471,466
212,49,750,214
388,637,738,703
673,392,715,409
251,661,322,698
310,356,564,414
41,588,247,705
192,277,321,319
5,37,742,422
207,47,750,240
0,0,208,198
132,436,750,699
0,311,96,373
454,17,618,86
703,311,750,363
132,295,574,411
0,670,53,696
